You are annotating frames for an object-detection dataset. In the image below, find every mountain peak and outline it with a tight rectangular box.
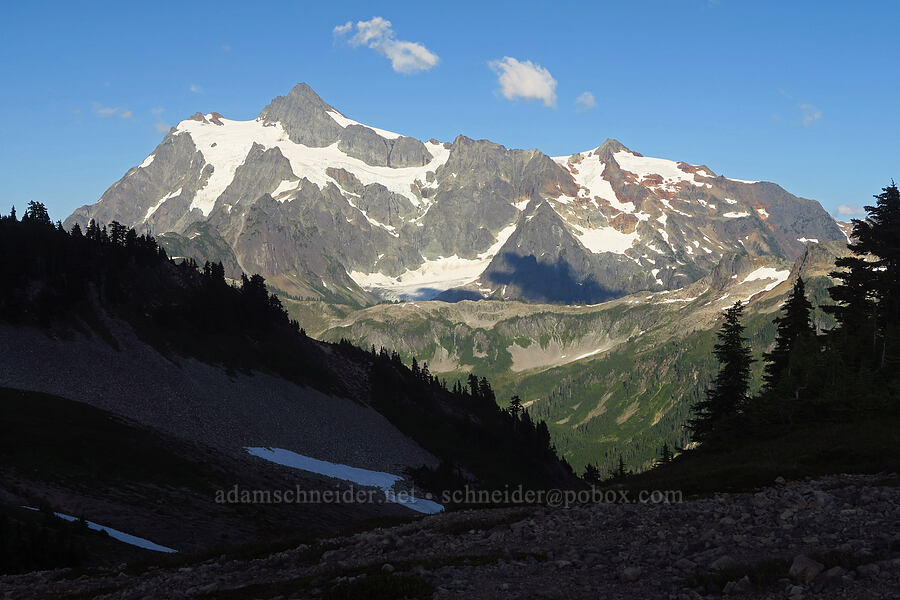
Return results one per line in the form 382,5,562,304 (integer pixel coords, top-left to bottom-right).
589,138,631,162
258,83,334,119
257,83,342,146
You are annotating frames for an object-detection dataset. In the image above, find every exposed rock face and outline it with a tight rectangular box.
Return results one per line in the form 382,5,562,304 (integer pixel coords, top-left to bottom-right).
337,125,432,168
257,82,343,147
64,83,847,304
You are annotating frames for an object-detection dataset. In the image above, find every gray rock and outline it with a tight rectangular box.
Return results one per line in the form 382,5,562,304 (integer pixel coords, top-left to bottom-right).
732,575,752,594
855,563,880,578
789,554,824,583
710,555,740,571
674,558,697,572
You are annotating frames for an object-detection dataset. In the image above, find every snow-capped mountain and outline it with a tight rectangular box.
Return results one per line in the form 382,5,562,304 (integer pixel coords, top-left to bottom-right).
66,83,844,304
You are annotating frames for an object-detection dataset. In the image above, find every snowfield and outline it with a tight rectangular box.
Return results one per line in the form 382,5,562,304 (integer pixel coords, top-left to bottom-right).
348,223,518,300
170,115,450,217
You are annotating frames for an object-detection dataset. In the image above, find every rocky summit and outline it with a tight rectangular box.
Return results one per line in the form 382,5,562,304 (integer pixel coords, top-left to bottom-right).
64,83,844,304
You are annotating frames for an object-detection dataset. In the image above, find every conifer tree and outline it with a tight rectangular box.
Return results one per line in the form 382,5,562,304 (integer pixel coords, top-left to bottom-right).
583,463,602,484
86,219,99,241
826,183,900,372
614,455,628,479
508,395,523,420
689,301,754,445
660,443,673,464
763,277,816,390
22,201,51,226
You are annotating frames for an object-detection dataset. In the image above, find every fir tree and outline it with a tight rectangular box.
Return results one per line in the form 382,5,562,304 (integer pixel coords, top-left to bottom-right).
688,301,754,445
614,455,628,479
826,182,900,372
659,443,673,464
22,201,51,226
583,462,602,484
762,277,817,390
508,395,523,420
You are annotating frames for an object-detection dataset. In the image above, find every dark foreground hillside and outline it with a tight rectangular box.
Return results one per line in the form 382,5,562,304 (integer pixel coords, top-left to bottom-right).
3,472,899,599
0,207,577,574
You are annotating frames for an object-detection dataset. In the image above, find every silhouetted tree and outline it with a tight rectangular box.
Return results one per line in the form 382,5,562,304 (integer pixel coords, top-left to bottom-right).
508,395,523,420
688,301,754,445
827,182,899,373
583,462,602,484
763,277,817,388
659,443,673,464
22,201,51,227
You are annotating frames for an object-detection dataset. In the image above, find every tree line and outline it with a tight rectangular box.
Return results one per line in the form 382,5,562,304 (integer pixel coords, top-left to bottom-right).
689,182,899,446
1,203,578,492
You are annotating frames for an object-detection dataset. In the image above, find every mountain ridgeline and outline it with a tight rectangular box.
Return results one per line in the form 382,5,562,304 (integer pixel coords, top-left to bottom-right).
64,83,844,305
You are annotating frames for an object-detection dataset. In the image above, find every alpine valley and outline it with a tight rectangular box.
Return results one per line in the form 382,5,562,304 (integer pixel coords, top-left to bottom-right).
65,83,850,473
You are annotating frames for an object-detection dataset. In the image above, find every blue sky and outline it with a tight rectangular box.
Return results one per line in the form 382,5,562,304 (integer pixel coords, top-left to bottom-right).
1,0,897,221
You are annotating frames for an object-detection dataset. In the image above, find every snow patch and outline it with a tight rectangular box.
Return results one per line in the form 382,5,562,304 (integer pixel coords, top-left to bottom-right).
139,154,155,169
349,223,518,300
571,223,638,254
174,117,450,216
613,150,710,191
797,237,819,243
245,447,442,514
742,266,791,284
325,110,402,140
723,211,750,218
144,187,182,220
21,507,176,553
552,151,635,213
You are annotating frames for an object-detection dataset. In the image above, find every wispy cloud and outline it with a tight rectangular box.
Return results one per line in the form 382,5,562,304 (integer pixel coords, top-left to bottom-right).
189,84,203,94
488,57,557,108
333,17,439,74
575,91,596,113
836,204,866,216
93,103,133,119
799,103,822,126
150,108,169,135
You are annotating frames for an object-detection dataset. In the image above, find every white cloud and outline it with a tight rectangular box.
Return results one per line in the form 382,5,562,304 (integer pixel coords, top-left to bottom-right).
93,103,133,119
836,204,866,216
334,17,439,74
189,84,203,94
575,91,596,113
488,57,557,108
151,108,169,135
333,21,353,37
799,103,822,126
